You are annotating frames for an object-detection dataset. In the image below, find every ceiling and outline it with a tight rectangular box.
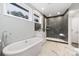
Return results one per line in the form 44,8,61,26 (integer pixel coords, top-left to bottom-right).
29,3,72,17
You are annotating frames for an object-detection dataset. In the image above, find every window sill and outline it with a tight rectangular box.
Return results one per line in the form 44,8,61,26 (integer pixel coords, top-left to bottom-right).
2,13,41,24
3,13,34,22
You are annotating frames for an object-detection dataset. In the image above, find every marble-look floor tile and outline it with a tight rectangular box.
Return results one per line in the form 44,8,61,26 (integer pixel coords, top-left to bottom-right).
39,41,76,56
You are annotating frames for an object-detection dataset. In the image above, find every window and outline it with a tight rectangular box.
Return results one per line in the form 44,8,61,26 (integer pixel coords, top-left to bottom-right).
33,14,39,23
33,14,41,31
6,3,29,19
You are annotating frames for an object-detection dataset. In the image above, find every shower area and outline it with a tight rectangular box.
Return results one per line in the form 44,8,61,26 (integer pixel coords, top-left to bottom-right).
46,13,68,43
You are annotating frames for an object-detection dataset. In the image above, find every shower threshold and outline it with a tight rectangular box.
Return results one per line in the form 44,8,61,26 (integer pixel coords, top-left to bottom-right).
46,37,68,43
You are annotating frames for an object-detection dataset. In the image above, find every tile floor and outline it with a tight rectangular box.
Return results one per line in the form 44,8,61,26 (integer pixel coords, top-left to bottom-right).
0,40,77,56
38,41,76,56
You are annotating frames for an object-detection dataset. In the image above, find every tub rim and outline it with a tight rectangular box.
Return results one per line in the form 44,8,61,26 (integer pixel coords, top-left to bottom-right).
3,37,43,55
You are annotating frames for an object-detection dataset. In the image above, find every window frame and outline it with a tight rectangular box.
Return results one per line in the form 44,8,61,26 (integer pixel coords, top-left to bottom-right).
33,13,42,31
33,14,40,23
3,3,30,21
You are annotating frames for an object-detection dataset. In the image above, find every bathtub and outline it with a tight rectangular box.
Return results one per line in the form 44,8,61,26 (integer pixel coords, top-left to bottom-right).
2,37,43,56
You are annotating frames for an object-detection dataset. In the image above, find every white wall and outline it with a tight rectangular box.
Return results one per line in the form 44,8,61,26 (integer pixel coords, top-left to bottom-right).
68,3,79,44
0,3,44,46
0,15,35,45
69,10,79,43
0,3,36,46
70,3,79,10
26,3,46,42
0,3,4,14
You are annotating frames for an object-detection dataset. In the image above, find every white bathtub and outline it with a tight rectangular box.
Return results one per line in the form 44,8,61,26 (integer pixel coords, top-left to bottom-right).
2,37,43,56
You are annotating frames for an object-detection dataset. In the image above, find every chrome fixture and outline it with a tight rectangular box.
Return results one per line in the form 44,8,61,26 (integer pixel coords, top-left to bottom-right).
1,31,8,48
1,31,8,55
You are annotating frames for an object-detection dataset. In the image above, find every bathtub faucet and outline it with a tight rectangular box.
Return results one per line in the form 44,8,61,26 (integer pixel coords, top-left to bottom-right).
1,31,8,48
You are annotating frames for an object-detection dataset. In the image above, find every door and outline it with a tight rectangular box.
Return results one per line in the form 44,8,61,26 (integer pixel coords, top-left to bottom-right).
71,17,79,48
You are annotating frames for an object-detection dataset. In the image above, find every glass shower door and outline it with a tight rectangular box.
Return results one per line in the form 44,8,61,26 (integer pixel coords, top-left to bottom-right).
46,17,68,42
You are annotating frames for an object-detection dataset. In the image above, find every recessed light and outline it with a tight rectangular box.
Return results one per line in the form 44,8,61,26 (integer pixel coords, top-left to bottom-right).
41,8,44,10
57,12,60,15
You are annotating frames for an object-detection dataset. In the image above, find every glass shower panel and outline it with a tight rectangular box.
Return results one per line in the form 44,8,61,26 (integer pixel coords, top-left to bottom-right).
46,16,68,42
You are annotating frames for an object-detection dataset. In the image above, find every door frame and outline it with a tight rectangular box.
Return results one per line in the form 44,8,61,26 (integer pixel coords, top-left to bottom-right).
68,9,79,46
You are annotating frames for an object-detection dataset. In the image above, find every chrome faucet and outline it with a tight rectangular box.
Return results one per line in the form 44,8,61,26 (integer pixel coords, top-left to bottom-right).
1,31,8,48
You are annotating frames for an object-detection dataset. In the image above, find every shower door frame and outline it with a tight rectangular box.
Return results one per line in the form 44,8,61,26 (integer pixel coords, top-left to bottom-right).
45,18,69,44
